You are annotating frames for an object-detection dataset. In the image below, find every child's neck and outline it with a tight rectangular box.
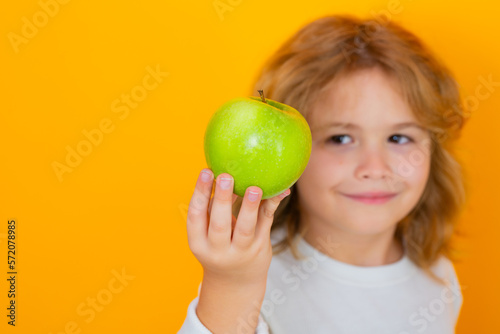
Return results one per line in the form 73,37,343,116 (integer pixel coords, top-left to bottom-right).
302,223,404,267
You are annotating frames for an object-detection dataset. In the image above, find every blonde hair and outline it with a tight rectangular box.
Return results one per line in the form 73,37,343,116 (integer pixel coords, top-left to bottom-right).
233,15,469,284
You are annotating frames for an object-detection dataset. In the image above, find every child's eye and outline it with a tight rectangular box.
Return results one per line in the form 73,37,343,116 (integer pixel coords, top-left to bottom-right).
389,134,413,144
328,135,352,145
327,134,414,145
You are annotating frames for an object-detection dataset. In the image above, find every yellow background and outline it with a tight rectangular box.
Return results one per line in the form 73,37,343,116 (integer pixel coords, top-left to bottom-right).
1,0,499,333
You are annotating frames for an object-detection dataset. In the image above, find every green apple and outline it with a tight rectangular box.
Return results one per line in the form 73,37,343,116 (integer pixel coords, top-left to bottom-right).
204,91,312,199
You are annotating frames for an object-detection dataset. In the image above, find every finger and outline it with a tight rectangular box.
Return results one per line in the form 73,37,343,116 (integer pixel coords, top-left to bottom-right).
187,169,214,248
255,188,291,240
208,192,238,217
232,186,262,249
207,173,234,249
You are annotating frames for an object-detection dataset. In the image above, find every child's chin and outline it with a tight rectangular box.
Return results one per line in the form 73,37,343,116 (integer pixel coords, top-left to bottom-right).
339,218,397,236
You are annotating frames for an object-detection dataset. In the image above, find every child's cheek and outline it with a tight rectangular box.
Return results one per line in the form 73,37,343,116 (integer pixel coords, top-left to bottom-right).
393,146,431,186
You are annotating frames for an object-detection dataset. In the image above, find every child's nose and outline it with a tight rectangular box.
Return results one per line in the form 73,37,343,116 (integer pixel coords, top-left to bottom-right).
354,147,392,180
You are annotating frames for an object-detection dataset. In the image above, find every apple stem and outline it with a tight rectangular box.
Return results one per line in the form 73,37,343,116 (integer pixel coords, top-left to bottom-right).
258,90,267,104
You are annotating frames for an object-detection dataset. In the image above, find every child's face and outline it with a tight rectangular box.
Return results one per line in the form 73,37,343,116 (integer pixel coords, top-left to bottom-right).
296,66,432,237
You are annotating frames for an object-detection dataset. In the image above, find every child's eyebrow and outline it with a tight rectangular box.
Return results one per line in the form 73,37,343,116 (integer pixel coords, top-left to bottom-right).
313,122,426,132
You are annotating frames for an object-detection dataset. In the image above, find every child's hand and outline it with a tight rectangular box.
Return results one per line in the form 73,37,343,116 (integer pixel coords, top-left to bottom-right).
186,168,290,286
186,168,290,333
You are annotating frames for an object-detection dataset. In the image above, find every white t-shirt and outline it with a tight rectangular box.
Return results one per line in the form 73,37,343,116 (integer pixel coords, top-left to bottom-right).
178,227,463,334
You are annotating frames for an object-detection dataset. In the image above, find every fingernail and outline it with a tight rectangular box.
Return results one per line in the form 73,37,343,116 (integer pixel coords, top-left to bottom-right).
279,189,291,199
248,190,260,202
220,177,232,189
201,170,212,182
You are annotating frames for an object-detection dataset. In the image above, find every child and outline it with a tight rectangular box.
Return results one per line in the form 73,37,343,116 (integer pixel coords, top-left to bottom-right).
179,14,468,334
